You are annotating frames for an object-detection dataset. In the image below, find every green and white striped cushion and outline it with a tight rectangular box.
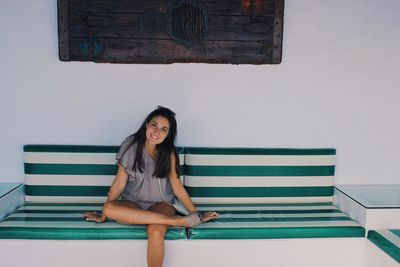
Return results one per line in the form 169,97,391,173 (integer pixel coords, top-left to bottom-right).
368,229,400,263
24,145,185,203
0,203,187,240
189,203,365,239
184,148,336,204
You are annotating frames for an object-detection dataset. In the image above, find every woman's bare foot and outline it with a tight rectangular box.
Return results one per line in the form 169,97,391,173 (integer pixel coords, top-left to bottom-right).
175,211,219,227
82,211,106,223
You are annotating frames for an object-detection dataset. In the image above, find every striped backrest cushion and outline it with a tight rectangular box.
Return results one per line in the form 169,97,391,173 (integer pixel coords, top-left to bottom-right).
24,145,185,203
184,147,336,204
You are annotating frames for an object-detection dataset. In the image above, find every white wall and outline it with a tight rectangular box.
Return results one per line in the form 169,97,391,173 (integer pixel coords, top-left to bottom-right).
1,0,400,184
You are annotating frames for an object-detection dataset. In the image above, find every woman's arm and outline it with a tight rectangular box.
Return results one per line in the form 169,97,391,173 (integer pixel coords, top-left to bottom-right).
82,164,128,222
168,153,219,222
107,164,129,201
168,153,197,213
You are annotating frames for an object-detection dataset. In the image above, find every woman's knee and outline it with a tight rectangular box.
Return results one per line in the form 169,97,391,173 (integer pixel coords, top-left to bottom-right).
102,201,116,218
147,224,168,243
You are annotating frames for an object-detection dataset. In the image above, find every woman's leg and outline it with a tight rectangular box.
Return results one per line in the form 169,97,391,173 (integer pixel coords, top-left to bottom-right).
146,202,176,267
102,200,187,226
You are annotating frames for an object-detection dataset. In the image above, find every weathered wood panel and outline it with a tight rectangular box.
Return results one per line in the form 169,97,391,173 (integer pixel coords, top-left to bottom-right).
69,38,272,64
58,0,284,64
68,0,276,16
69,15,275,41
58,0,70,60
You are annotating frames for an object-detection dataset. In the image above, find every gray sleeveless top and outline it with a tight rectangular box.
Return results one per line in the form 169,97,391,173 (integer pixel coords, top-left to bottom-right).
116,135,174,204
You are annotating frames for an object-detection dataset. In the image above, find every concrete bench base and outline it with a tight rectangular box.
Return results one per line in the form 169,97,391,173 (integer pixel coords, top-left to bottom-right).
0,238,397,267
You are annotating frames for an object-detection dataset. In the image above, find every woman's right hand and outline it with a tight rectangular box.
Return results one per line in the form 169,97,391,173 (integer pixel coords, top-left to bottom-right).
82,211,106,223
81,165,128,223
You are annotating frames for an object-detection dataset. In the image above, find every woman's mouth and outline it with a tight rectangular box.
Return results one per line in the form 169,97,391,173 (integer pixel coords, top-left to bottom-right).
150,134,159,141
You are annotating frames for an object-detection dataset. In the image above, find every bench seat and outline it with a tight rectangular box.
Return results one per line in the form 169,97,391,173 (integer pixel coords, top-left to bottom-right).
0,145,366,242
184,147,364,239
190,203,365,239
0,202,364,240
0,203,187,240
0,145,188,240
367,229,400,263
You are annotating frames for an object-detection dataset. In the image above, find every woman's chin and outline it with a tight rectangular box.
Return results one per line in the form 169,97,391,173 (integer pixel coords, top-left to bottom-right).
147,139,162,145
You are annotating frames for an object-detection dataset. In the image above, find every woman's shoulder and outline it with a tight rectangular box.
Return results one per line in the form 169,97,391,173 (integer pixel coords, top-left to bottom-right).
121,134,135,146
116,134,138,160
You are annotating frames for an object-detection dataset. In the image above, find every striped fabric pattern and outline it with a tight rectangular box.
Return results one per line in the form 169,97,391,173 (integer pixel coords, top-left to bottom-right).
189,203,365,239
24,145,185,203
368,229,400,263
0,203,187,240
184,147,336,204
0,145,365,241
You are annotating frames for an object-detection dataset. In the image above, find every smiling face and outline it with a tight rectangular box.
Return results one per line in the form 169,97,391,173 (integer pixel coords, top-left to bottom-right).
145,116,170,145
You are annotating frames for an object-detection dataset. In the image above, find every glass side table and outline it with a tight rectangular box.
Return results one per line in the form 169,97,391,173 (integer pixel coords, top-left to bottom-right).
0,183,24,221
334,185,400,230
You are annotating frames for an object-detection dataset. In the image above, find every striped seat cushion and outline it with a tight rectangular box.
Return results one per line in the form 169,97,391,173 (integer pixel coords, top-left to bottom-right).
8,145,187,240
368,229,400,263
24,145,184,203
189,203,365,239
0,203,187,240
184,147,336,204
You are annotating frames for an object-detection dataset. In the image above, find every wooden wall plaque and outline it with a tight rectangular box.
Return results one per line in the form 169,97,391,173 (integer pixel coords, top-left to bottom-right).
58,0,284,64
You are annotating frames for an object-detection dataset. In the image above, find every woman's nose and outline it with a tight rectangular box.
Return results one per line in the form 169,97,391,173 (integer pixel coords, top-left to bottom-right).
153,127,161,134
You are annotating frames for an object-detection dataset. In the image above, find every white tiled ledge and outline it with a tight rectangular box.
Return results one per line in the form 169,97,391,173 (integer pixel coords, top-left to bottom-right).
334,185,400,230
0,183,25,221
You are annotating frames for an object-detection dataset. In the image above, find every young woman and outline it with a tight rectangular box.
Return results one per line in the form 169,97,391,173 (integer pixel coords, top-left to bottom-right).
82,106,218,267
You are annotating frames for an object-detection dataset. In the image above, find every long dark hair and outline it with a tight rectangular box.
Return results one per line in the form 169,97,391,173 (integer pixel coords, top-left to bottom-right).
120,106,180,178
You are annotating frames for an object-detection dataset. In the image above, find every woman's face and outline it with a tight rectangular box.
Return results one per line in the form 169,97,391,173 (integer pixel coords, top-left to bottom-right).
145,116,170,145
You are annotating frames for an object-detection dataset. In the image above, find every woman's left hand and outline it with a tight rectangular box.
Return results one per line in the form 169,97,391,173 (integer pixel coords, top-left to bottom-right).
200,211,219,223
